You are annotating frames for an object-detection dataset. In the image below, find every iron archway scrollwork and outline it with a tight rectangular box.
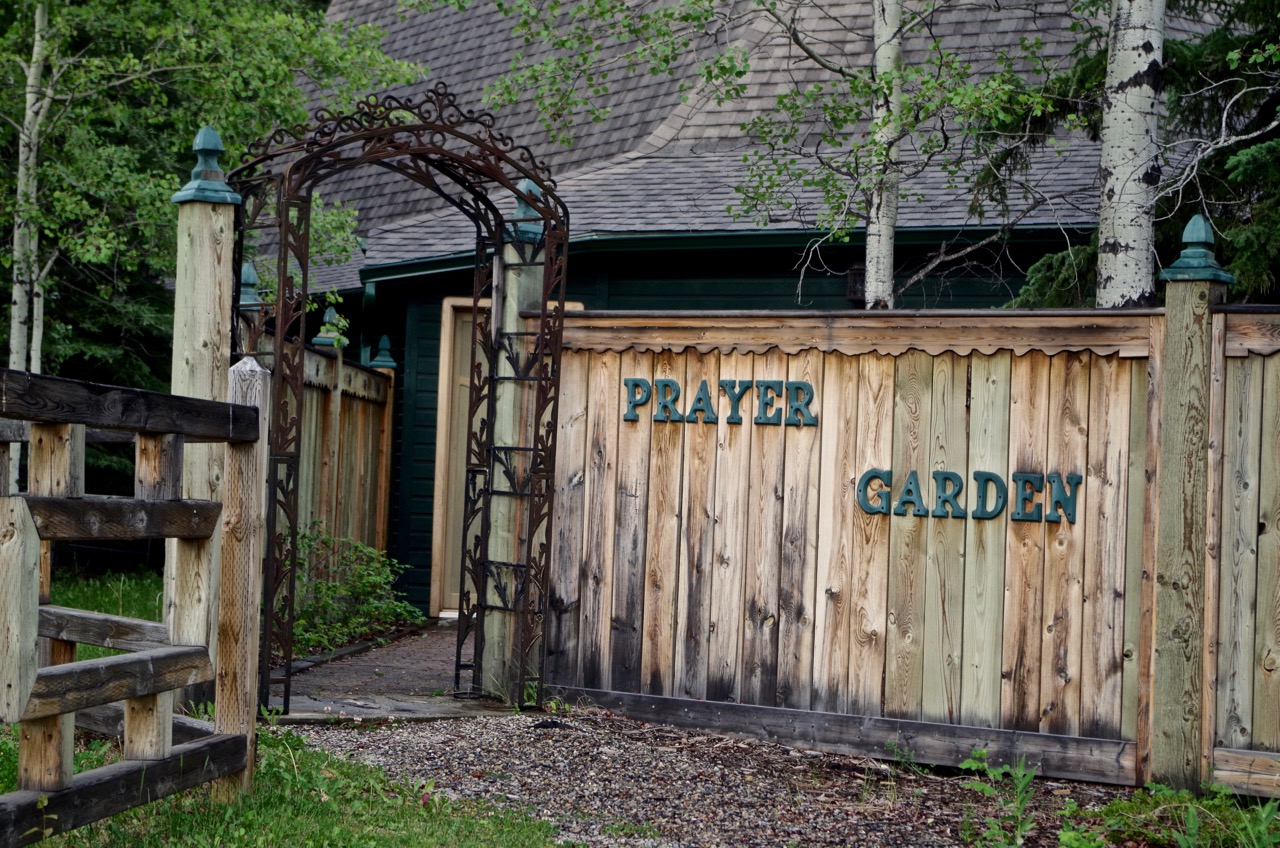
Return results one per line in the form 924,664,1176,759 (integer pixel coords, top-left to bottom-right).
227,82,570,712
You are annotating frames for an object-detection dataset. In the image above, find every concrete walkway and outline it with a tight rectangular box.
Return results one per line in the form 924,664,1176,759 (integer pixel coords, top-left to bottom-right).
268,618,509,724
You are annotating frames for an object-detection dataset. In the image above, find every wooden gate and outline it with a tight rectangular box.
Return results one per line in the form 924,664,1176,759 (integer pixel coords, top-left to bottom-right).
0,365,268,844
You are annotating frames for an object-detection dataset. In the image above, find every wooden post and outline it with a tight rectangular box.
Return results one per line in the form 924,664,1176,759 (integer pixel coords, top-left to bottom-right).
167,127,240,711
482,235,543,702
213,358,270,800
370,337,397,553
1153,215,1231,788
24,422,83,787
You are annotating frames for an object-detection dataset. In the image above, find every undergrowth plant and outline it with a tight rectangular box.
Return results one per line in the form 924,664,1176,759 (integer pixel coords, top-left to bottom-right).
292,524,424,655
1060,782,1280,848
961,748,1038,847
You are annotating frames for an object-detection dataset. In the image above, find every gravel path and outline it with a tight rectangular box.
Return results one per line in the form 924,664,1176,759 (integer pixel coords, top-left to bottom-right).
295,709,1133,847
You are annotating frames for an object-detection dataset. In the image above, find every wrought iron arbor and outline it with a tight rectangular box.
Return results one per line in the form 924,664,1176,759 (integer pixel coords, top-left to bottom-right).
227,83,569,710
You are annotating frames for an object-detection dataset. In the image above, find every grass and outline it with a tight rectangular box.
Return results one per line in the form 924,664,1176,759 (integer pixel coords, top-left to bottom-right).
48,569,164,661
1,727,563,847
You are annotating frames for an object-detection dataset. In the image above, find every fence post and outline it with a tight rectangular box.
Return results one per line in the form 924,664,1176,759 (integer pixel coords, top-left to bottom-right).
214,358,270,800
1153,214,1232,788
371,337,397,553
168,127,241,710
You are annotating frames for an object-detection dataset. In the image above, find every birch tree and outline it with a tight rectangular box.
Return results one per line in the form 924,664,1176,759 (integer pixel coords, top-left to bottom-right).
2,0,416,379
1095,0,1167,307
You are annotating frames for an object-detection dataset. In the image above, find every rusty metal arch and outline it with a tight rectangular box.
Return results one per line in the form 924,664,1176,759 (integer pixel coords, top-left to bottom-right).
227,83,569,711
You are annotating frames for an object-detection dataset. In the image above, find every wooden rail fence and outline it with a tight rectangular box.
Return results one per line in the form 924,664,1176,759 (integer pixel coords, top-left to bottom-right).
0,364,269,844
545,291,1280,794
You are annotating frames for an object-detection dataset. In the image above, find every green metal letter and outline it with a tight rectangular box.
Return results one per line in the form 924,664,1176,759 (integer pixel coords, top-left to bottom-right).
1011,472,1044,522
686,379,719,424
653,379,684,422
893,470,928,517
754,380,783,425
857,469,892,515
784,381,819,426
624,378,652,422
972,471,1007,520
1045,472,1083,524
720,379,751,424
931,470,967,518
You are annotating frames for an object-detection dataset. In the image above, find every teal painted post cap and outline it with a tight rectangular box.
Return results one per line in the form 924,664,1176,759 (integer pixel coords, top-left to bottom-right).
510,178,544,243
311,306,341,347
172,126,242,205
370,335,397,369
238,262,263,309
1159,213,1234,284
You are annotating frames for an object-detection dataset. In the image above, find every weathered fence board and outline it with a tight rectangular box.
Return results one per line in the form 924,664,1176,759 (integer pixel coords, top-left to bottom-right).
610,349,653,694
674,351,717,701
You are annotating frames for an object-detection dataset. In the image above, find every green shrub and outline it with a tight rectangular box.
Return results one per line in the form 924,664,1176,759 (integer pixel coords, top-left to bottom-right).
292,525,424,654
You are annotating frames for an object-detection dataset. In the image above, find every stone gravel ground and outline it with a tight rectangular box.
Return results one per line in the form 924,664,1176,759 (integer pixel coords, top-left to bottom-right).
294,709,1135,847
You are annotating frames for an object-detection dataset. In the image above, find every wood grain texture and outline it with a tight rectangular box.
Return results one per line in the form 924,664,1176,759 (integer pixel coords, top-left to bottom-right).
1253,353,1280,752
1154,280,1218,787
561,311,1156,358
885,350,932,720
777,349,821,710
0,496,40,723
707,353,753,702
124,693,174,761
579,351,621,690
812,353,858,713
610,350,653,693
136,434,184,501
563,687,1139,786
1223,311,1280,357
1122,360,1150,742
75,703,213,744
674,352,720,700
1081,354,1132,740
18,715,73,792
22,646,212,720
922,352,967,724
1200,315,1226,780
741,349,785,706
1002,351,1050,732
546,352,589,686
214,358,270,797
1039,352,1090,737
640,351,686,696
848,354,893,717
1210,748,1280,797
0,369,256,442
0,734,247,847
37,606,168,652
1137,317,1165,783
961,352,1011,728
25,496,221,541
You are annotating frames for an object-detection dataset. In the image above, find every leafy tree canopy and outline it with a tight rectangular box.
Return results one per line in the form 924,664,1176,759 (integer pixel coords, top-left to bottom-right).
0,0,420,389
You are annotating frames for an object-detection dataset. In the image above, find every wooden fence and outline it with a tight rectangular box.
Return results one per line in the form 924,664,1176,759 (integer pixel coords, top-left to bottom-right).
545,298,1280,794
294,347,395,558
0,364,268,845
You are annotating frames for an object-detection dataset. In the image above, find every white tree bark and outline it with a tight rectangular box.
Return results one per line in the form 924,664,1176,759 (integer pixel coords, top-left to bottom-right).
864,0,901,309
11,3,51,490
1095,0,1166,308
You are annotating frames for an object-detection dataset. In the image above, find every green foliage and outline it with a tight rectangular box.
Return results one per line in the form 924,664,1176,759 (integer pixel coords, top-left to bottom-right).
292,525,425,655
1058,782,1280,848
960,749,1039,847
49,570,164,661
0,0,421,388
39,728,561,846
1005,240,1097,308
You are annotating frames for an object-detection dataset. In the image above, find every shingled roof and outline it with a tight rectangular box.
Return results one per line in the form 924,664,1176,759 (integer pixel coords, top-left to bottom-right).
309,0,1129,291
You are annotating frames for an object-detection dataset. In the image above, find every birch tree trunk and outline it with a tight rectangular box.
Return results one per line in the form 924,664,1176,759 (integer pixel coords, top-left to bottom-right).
864,0,901,309
1095,0,1166,308
10,2,51,490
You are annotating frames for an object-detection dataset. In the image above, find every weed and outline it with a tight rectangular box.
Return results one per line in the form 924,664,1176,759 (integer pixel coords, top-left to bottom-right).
292,524,424,655
960,748,1038,847
884,737,927,777
1066,782,1280,848
603,820,661,838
